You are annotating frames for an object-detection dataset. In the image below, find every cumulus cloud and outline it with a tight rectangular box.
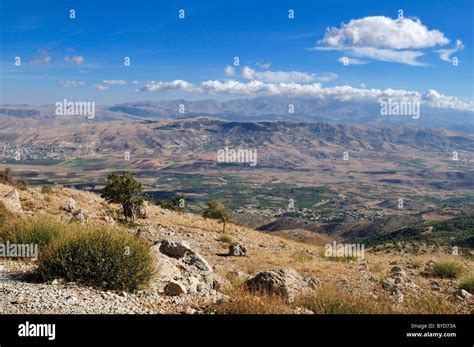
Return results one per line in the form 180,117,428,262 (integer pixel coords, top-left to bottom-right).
314,16,455,66
103,80,127,85
224,66,235,76
138,79,473,112
64,55,85,65
435,40,464,62
319,16,448,49
241,66,337,83
29,49,51,64
57,80,85,88
140,80,196,92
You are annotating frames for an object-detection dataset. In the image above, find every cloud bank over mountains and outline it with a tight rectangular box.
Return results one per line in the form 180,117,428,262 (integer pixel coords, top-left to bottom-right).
139,79,474,112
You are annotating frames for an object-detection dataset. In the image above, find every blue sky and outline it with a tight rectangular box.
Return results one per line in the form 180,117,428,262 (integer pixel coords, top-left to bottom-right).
0,0,473,108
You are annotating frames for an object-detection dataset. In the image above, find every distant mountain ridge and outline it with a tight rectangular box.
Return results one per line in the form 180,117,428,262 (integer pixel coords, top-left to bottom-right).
1,95,473,133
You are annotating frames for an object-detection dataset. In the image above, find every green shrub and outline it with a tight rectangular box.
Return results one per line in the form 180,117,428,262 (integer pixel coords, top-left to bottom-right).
458,276,474,293
101,171,144,221
218,234,233,244
35,226,153,292
158,194,186,211
14,218,64,249
0,217,64,249
432,261,463,278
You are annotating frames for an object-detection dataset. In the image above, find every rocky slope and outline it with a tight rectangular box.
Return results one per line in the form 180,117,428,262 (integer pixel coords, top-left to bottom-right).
0,183,472,314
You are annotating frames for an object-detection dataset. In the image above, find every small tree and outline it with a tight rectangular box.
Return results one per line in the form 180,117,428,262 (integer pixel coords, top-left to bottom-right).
202,199,232,233
158,194,187,211
102,171,144,221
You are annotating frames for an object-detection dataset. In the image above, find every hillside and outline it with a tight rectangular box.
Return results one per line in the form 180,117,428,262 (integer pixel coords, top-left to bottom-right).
0,182,472,314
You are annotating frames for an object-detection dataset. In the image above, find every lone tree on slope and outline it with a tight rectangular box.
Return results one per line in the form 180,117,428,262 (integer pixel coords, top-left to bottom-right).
102,171,144,221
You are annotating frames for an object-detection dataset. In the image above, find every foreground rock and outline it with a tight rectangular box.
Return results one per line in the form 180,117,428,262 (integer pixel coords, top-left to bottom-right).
137,201,150,219
0,189,23,214
62,199,76,213
245,268,316,302
228,242,247,257
151,240,222,297
72,209,87,224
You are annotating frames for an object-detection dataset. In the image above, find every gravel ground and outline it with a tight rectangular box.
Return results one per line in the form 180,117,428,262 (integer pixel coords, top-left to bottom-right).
0,260,209,314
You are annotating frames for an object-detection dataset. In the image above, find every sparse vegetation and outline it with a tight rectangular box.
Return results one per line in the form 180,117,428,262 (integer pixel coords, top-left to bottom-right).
323,255,358,263
431,261,463,278
0,168,14,185
458,276,474,294
202,199,232,233
13,218,63,249
218,234,233,244
0,217,63,249
158,194,186,211
35,226,153,292
41,186,53,194
296,285,391,314
211,286,292,314
291,251,313,263
102,171,144,221
0,201,12,226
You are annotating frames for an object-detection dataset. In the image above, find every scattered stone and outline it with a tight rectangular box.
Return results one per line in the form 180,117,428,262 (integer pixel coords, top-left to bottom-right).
151,240,221,297
431,281,440,291
390,266,404,275
228,242,247,257
0,189,23,214
72,209,87,224
137,200,150,218
455,289,472,300
245,268,314,302
62,199,76,213
12,296,28,305
164,281,187,296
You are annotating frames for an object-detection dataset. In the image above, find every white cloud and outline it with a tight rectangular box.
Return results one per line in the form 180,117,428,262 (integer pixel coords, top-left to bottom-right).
95,84,110,91
351,47,426,66
435,40,464,62
57,80,85,88
138,79,474,112
140,80,196,92
103,80,127,86
64,55,85,65
256,62,271,69
314,16,453,66
224,65,235,76
29,50,51,65
319,16,448,49
242,66,337,83
338,56,369,65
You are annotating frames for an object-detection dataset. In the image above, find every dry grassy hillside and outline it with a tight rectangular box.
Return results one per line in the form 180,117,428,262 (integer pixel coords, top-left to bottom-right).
0,183,472,314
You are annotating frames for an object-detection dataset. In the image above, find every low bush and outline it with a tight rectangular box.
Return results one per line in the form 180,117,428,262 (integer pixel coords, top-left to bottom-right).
0,216,63,249
432,261,463,279
458,276,474,294
218,234,233,244
35,226,154,292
